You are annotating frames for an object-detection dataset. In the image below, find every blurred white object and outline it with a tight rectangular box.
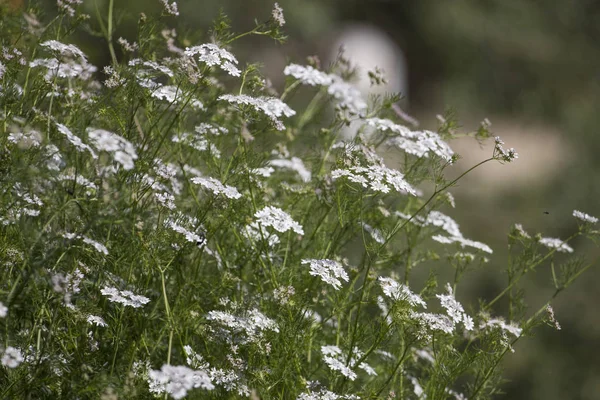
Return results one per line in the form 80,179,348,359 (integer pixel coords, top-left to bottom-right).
329,23,408,138
330,23,408,99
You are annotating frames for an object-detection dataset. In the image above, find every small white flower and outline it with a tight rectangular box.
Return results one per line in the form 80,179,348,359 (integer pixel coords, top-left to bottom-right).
1,346,23,368
148,364,214,399
62,232,109,255
283,64,333,86
55,123,98,159
155,192,177,210
546,305,561,331
0,302,7,318
159,0,179,16
331,165,417,196
365,118,418,139
101,286,150,308
150,85,203,109
57,0,83,17
539,237,573,253
117,37,138,52
573,210,598,224
387,130,454,162
327,76,367,116
320,346,357,381
493,136,518,162
410,311,455,335
128,58,174,77
40,40,87,60
87,128,138,170
206,308,279,342
7,130,43,149
480,318,522,337
378,277,426,308
301,259,349,290
218,94,296,130
436,283,473,331
87,314,108,327
165,216,205,246
191,176,242,199
269,157,311,182
271,3,285,26
185,43,240,76
253,206,304,235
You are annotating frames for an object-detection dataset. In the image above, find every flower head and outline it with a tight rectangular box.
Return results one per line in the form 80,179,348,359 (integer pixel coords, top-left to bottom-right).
185,44,240,76
573,210,598,224
219,94,295,130
302,259,349,290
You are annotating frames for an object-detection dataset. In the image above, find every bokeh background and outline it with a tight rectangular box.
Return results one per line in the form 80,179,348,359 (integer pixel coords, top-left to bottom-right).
25,0,600,398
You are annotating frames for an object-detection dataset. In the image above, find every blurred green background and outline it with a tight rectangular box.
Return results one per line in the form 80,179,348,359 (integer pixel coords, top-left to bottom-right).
31,0,600,398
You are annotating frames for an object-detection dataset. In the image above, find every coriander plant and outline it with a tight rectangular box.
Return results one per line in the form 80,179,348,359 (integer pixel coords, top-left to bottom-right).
0,1,597,399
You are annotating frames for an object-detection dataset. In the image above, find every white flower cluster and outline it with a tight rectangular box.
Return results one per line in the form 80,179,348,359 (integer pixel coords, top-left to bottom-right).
320,345,376,381
0,184,44,225
172,131,221,157
435,284,474,330
365,118,418,139
57,0,83,17
283,64,333,86
86,128,138,170
185,43,240,76
31,40,96,82
148,364,214,399
195,122,228,136
129,58,174,78
154,192,176,210
182,345,250,396
362,223,385,244
86,314,108,327
538,237,573,253
55,123,98,159
331,165,417,196
283,64,367,116
51,267,84,306
301,259,349,290
191,176,242,199
409,311,455,335
1,346,23,369
62,232,109,255
479,317,522,338
271,3,285,26
165,214,206,246
397,210,493,254
100,286,150,308
8,129,43,149
219,94,296,131
0,302,7,318
151,85,204,109
159,0,180,17
573,210,598,224
406,284,474,339
56,173,97,195
327,77,368,116
297,388,359,400
494,136,518,162
269,157,312,182
378,277,426,308
206,308,279,343
40,40,86,60
386,129,455,163
253,206,304,235
30,57,97,81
